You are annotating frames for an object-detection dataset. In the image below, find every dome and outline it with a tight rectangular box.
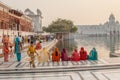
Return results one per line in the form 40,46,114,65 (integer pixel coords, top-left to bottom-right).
116,21,119,24
109,14,115,21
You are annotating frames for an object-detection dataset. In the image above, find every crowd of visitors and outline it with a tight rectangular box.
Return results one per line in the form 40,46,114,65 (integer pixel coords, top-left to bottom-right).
1,34,98,68
1,34,53,62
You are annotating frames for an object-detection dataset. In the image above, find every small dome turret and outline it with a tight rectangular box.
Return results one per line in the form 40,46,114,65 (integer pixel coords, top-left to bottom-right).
109,13,115,21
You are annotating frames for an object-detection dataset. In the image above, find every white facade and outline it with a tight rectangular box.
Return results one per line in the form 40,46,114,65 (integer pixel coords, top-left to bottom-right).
24,8,43,33
77,14,120,36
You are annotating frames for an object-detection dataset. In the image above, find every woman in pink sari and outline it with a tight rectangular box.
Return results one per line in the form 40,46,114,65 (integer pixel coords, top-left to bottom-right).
70,48,80,61
61,48,69,61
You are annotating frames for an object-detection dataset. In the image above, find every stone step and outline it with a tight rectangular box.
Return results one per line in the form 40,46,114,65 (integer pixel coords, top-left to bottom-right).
0,62,120,74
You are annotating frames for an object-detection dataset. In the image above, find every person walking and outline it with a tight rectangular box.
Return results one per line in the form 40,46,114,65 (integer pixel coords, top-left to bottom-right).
2,35,10,62
27,41,38,68
14,36,22,62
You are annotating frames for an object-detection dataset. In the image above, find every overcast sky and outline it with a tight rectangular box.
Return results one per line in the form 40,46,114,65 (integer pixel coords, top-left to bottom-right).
0,0,120,26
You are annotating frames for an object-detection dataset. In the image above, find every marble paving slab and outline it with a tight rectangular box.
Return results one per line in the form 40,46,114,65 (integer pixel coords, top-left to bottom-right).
1,69,120,80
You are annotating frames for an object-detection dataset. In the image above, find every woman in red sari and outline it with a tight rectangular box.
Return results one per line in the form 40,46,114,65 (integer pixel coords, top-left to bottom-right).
35,41,42,50
79,47,87,60
70,48,80,61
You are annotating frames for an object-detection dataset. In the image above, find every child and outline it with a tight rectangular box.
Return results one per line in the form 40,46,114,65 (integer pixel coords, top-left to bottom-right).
27,41,38,68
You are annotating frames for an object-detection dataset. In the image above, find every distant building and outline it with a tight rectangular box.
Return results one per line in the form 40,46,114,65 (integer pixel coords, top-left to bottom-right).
0,1,33,36
77,14,120,36
24,8,43,33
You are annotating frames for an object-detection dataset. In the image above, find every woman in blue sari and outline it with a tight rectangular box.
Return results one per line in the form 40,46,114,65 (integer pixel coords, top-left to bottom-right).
88,48,98,60
14,36,22,62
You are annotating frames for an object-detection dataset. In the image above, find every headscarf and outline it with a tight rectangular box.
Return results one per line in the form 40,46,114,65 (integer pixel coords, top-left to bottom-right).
55,48,58,51
93,48,96,52
89,47,98,60
55,48,59,56
80,47,84,51
63,48,66,53
74,48,78,52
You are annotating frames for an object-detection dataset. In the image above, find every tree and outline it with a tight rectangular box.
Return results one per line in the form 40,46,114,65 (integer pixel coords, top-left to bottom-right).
42,26,47,32
70,26,78,33
46,18,77,33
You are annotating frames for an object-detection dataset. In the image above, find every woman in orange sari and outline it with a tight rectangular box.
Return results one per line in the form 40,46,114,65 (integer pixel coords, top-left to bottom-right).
52,48,60,62
2,35,10,62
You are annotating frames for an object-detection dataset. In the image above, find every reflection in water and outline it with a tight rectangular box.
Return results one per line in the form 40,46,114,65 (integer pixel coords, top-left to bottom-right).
56,40,77,55
56,35,120,59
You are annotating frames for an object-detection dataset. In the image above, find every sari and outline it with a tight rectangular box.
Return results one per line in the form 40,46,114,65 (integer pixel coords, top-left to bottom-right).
88,48,98,60
52,48,60,62
61,48,69,61
2,36,10,62
71,49,80,61
14,37,22,61
35,42,42,50
38,48,49,62
79,47,87,60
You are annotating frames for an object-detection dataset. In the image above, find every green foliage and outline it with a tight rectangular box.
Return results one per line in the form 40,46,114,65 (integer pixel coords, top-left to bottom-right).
42,26,47,31
70,26,78,33
46,18,77,33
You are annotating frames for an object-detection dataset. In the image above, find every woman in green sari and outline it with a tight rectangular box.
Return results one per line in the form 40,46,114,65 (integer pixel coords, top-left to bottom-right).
88,48,98,60
14,36,22,62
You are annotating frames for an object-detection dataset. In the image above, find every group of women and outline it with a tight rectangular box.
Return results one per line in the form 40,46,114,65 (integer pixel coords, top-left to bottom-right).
38,46,98,63
52,47,98,62
2,35,23,62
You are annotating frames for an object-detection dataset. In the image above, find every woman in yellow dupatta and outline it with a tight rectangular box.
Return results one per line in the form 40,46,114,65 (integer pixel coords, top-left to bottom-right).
38,47,49,63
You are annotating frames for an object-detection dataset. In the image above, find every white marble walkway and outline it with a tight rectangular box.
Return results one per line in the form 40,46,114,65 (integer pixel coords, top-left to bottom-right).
0,69,120,80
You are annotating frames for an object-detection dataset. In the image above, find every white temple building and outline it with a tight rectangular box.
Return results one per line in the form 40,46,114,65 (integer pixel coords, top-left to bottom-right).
24,8,43,33
77,14,120,36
